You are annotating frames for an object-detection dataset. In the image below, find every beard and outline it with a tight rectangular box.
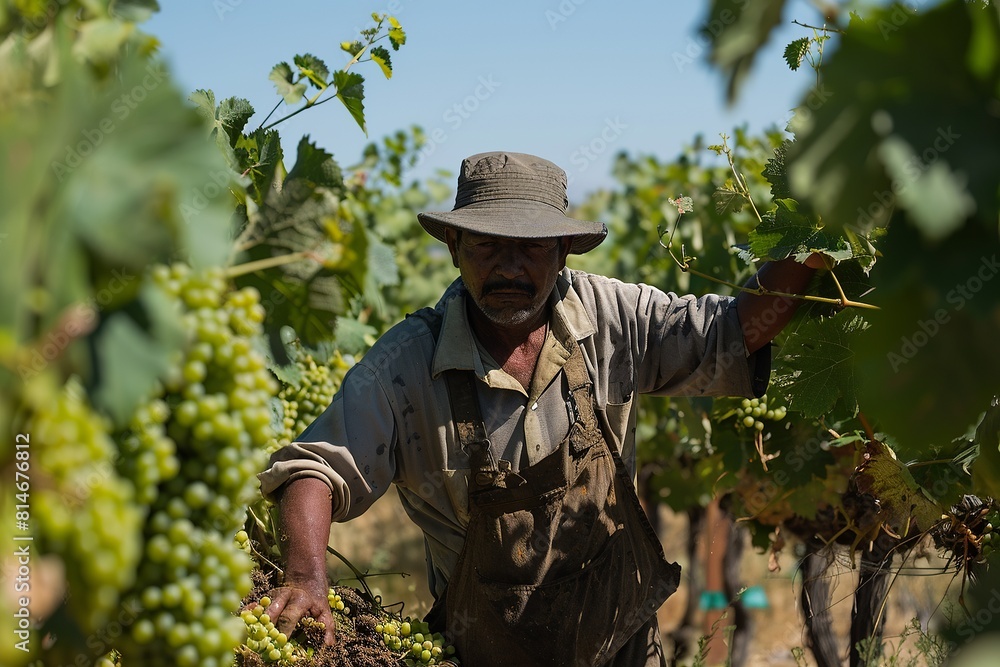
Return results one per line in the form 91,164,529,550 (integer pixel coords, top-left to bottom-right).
465,278,546,327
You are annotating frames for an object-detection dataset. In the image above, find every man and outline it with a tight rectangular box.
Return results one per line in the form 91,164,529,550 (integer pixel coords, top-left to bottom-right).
258,152,821,666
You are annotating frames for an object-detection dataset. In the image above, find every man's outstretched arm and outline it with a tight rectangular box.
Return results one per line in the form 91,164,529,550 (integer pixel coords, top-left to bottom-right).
264,476,337,645
736,255,826,354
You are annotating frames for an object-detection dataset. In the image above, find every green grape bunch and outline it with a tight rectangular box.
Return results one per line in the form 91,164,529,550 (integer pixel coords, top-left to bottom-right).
115,263,278,667
235,588,458,666
732,394,787,434
21,378,144,638
270,344,352,453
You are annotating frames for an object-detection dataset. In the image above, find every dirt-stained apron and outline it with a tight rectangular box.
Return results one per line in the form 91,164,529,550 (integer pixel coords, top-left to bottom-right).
430,340,680,666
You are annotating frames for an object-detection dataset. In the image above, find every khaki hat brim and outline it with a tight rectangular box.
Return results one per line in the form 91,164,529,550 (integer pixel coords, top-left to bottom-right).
417,199,607,254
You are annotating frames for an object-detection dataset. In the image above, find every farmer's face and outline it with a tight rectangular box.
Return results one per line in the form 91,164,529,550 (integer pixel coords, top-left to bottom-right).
446,229,570,328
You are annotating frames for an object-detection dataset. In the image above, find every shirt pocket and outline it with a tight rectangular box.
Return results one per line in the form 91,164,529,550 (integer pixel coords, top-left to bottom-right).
602,379,635,455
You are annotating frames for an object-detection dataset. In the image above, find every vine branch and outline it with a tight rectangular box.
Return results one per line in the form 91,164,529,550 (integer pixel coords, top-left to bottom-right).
792,19,845,34
256,18,393,133
655,221,879,310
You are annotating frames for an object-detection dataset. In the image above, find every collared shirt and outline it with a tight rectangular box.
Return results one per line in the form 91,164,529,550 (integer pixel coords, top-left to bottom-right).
259,267,768,598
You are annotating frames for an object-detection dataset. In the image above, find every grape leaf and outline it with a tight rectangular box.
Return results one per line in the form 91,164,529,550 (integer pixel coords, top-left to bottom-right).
190,90,254,153
217,96,255,144
235,128,284,207
783,37,810,71
762,140,792,199
293,53,330,90
702,0,788,102
853,439,945,538
232,138,359,349
333,71,366,134
388,16,406,49
269,62,307,104
774,312,867,419
286,136,343,191
749,198,849,262
370,46,393,79
713,180,747,214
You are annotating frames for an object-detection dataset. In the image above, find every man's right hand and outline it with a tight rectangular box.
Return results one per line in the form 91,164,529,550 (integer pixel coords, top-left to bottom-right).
269,476,338,645
264,579,336,645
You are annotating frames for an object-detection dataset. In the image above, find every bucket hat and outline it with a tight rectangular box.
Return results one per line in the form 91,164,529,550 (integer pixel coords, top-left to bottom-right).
417,151,607,254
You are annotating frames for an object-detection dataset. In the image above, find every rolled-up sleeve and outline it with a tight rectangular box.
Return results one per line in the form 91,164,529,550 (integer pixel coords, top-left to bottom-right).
258,362,397,522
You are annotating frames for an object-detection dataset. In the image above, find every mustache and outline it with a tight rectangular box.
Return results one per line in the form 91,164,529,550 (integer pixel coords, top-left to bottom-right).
481,280,535,297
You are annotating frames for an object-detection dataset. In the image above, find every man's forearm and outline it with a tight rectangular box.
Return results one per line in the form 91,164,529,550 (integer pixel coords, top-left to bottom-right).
277,476,334,583
735,257,819,353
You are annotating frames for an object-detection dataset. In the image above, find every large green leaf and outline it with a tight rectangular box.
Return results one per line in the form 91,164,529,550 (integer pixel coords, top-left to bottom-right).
0,43,232,407
773,312,867,419
0,49,232,331
851,220,1000,455
749,198,850,262
786,1,1000,237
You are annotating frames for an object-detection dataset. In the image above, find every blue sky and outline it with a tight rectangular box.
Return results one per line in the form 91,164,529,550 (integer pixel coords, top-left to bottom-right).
147,0,819,201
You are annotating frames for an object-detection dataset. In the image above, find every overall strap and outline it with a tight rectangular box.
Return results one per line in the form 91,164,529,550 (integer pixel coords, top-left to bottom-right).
443,370,502,491
562,339,603,455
